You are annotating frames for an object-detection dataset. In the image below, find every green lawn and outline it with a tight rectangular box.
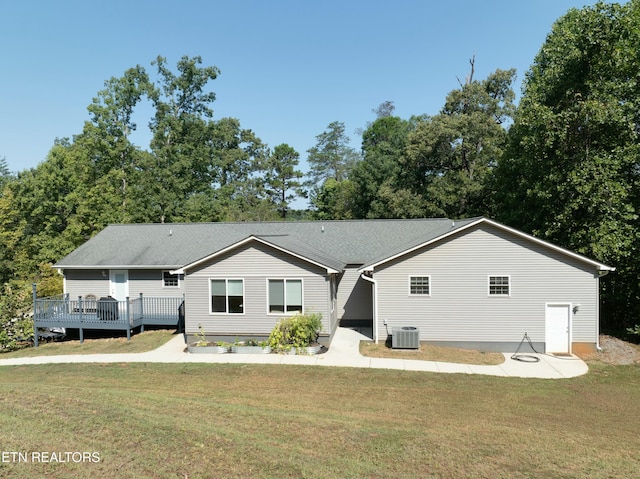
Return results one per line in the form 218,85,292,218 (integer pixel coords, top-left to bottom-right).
0,362,638,478
0,329,176,358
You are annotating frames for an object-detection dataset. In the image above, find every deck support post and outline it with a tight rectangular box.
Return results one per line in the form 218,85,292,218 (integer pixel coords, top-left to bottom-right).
126,297,131,341
32,283,38,348
139,293,144,333
79,296,84,343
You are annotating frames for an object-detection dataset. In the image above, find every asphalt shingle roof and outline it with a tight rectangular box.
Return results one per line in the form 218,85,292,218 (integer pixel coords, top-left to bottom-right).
54,218,479,270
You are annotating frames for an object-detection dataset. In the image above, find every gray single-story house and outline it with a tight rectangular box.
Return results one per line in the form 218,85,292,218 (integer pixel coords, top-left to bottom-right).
44,217,614,353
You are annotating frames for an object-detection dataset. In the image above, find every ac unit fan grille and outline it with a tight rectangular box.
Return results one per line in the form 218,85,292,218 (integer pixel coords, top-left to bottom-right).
392,326,420,349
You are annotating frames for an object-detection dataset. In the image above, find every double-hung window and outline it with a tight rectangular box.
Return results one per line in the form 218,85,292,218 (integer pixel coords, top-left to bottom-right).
409,276,430,296
489,276,510,296
268,279,302,314
210,279,244,314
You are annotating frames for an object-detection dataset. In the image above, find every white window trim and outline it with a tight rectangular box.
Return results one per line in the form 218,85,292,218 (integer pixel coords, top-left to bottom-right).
488,275,511,297
162,270,181,288
266,278,304,315
408,275,431,296
209,278,245,315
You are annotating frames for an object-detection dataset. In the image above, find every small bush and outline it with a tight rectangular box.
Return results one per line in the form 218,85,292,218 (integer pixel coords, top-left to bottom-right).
268,312,322,351
0,282,34,351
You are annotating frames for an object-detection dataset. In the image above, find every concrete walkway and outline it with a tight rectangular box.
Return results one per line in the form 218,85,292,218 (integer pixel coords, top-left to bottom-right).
0,328,589,379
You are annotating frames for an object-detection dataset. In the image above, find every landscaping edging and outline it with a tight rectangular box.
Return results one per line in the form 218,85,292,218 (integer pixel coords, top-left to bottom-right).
187,344,230,354
231,345,272,354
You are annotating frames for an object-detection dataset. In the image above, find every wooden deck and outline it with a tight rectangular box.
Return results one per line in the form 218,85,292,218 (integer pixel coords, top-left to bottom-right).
33,293,184,346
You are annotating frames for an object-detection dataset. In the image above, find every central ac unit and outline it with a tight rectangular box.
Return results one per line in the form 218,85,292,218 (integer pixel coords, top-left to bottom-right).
392,326,420,349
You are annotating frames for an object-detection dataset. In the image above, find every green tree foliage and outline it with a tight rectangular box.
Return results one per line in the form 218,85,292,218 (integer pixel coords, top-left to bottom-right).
307,121,359,185
349,115,416,218
494,1,640,328
312,178,357,220
401,61,516,218
0,56,273,343
204,117,268,221
0,157,12,190
307,123,358,189
142,55,221,223
81,65,152,222
263,143,305,218
307,121,360,215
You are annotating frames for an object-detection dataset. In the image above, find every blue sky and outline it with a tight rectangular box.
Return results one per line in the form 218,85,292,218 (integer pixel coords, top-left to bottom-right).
0,0,603,175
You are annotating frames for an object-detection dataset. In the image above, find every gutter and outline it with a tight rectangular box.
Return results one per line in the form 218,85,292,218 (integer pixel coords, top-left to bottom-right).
360,274,379,343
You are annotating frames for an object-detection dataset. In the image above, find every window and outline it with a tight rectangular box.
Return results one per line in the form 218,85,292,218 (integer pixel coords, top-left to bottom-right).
409,276,430,295
210,279,244,314
489,276,510,296
163,271,181,288
268,279,302,314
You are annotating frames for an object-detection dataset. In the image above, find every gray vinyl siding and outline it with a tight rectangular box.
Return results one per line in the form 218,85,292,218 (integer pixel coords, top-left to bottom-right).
63,270,109,299
374,224,599,348
63,269,185,299
337,266,373,321
128,270,185,297
184,242,332,337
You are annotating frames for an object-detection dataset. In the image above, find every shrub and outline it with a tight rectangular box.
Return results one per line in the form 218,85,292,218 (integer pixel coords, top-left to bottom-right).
0,282,34,351
268,312,322,351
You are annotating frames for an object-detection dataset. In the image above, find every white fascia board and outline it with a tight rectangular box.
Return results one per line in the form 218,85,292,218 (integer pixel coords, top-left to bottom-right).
359,217,615,273
56,265,182,270
480,218,615,272
174,236,339,275
358,218,486,273
252,236,341,274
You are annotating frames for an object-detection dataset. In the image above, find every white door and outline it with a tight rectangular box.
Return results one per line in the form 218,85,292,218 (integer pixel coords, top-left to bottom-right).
109,270,129,301
545,303,571,353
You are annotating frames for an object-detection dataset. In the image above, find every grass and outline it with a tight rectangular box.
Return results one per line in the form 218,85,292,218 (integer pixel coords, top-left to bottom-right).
360,341,505,365
0,329,176,358
0,361,638,478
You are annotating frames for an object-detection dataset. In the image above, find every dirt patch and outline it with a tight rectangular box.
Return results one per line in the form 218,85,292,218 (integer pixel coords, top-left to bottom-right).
579,335,640,365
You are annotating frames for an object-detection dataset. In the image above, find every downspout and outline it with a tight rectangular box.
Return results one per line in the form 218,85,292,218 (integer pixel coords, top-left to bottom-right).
360,273,378,343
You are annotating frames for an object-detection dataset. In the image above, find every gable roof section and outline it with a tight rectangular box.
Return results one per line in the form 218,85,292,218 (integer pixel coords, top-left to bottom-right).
54,217,614,274
359,217,615,273
54,218,460,269
173,235,345,274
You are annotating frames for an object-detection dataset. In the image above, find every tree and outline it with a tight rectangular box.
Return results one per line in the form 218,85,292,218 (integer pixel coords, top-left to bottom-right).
349,115,415,218
373,101,395,119
80,65,152,222
306,121,360,214
0,157,11,190
202,117,268,222
494,1,640,328
143,55,221,223
263,144,305,218
401,61,516,218
306,121,360,187
312,178,357,220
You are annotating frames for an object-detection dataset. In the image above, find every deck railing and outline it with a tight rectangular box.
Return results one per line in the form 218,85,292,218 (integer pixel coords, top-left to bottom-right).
33,289,184,346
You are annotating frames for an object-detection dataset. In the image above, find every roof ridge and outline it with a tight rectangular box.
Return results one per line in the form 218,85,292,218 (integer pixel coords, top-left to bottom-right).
103,217,455,228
